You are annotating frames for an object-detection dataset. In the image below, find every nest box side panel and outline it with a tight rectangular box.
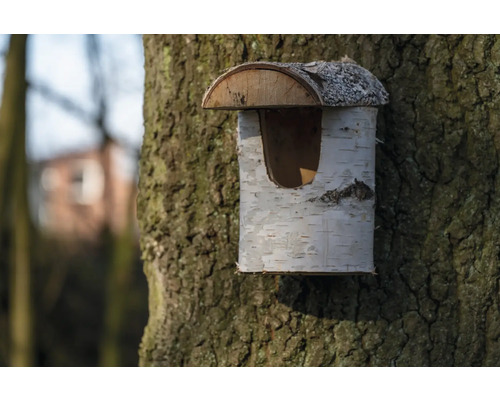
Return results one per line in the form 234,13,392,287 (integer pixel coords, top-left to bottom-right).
203,69,319,109
237,108,377,274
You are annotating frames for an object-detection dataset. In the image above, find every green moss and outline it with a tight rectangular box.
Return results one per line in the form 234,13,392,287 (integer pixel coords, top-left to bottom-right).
163,45,172,91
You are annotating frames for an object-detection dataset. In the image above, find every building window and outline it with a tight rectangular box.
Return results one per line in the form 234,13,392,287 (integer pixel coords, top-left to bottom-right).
40,167,60,192
69,159,104,205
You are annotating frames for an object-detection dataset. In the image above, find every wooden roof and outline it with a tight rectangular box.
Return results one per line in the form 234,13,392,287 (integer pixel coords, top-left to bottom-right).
202,60,389,110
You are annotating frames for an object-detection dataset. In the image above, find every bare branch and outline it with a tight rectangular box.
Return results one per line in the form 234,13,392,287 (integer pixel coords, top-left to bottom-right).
28,80,94,125
86,35,110,143
27,79,139,158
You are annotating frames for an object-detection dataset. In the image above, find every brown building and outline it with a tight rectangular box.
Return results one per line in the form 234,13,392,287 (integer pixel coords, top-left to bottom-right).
32,141,138,242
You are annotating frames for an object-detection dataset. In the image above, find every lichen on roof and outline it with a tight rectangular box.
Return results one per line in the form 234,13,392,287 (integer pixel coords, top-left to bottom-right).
286,60,389,107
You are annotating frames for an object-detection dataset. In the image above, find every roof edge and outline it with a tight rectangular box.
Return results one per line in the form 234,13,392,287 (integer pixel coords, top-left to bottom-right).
202,62,323,109
202,60,389,109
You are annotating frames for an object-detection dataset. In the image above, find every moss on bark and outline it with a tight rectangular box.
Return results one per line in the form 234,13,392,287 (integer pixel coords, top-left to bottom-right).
139,35,500,366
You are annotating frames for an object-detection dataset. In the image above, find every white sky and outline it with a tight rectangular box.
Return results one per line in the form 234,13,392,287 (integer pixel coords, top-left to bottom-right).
0,34,144,161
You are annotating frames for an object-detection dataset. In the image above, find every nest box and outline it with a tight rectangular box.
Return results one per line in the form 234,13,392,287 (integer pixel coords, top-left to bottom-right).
202,61,388,274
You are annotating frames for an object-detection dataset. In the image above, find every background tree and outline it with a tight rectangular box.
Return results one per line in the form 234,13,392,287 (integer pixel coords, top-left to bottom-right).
0,34,147,367
0,34,33,367
139,34,500,366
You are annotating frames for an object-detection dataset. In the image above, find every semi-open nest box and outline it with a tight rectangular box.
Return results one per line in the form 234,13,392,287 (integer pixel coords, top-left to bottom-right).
202,60,388,274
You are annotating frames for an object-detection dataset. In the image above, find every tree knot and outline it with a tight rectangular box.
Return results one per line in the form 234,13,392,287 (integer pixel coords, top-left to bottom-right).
309,179,374,205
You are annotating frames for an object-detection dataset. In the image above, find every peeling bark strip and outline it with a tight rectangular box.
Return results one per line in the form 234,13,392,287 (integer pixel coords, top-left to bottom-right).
309,179,374,205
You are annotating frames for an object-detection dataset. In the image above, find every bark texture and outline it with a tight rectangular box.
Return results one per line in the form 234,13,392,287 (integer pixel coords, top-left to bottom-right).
139,35,500,366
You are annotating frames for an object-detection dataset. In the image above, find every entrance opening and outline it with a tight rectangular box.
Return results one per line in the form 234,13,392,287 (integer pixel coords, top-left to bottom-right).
259,108,322,189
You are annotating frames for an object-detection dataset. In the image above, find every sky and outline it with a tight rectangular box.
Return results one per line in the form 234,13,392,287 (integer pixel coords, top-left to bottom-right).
0,34,144,162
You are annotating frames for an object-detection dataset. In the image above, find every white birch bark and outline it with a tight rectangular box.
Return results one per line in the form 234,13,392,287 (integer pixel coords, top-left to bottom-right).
237,107,378,274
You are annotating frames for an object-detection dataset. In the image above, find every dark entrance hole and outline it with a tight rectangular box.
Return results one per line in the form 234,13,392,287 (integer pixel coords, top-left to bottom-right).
259,108,322,189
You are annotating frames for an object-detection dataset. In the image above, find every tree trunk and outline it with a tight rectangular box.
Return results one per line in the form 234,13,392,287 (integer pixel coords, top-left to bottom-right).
0,35,27,225
0,34,33,367
99,189,137,367
138,35,500,366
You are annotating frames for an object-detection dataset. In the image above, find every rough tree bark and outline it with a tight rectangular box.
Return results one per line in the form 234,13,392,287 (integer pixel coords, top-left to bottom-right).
138,35,500,366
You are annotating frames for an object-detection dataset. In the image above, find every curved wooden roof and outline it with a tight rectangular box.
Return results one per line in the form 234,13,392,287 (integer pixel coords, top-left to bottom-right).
202,61,388,110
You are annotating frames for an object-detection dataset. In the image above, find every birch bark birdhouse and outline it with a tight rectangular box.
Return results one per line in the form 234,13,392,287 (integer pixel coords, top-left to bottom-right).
202,61,388,274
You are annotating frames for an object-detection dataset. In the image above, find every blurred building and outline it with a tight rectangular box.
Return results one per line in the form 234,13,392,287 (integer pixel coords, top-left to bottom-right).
31,140,138,242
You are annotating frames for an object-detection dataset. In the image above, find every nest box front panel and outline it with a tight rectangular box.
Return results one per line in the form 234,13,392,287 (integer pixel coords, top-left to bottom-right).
237,107,377,274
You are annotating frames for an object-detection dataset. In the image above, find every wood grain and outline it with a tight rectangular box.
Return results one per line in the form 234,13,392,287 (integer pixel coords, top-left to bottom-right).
203,69,319,109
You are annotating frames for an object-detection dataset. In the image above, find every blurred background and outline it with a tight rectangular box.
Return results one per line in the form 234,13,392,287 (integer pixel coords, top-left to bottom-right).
0,34,147,367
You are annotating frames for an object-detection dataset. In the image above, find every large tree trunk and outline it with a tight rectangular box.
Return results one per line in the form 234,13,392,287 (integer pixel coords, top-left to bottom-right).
138,35,500,366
